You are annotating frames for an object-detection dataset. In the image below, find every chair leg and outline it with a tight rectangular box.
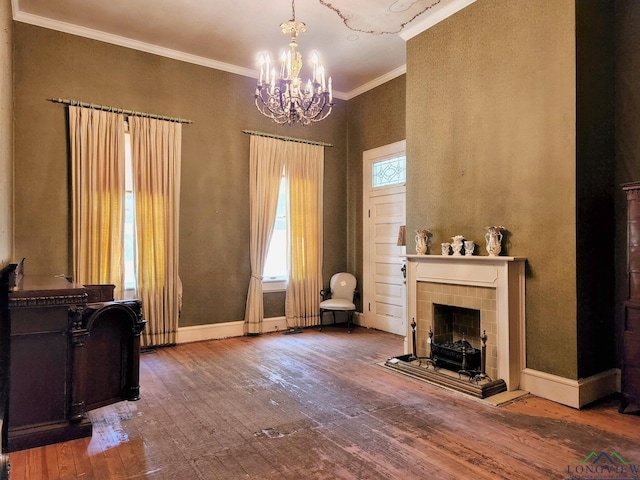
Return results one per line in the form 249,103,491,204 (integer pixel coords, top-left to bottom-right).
332,311,336,325
348,311,353,333
319,309,323,331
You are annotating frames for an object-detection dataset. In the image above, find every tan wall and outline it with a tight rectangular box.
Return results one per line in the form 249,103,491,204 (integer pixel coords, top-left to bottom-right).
346,75,406,309
0,1,13,267
13,23,348,327
406,1,578,379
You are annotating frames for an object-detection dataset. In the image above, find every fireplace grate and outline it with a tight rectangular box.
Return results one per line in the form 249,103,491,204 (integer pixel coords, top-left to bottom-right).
431,339,481,373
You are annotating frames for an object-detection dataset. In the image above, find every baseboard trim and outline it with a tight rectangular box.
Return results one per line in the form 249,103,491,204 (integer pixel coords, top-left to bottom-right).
176,317,286,344
520,367,620,409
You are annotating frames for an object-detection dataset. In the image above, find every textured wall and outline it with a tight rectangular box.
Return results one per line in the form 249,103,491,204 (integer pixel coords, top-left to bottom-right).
0,1,12,267
346,75,406,310
13,23,348,327
407,1,578,379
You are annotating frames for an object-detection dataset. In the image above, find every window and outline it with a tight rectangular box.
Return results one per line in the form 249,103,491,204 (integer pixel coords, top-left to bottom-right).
123,129,137,294
372,155,406,188
263,176,287,291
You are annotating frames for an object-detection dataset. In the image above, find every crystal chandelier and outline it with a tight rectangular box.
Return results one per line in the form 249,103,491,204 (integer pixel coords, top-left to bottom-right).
254,0,334,126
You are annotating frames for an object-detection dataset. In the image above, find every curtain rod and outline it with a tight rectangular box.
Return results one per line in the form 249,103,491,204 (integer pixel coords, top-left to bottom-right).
48,98,193,124
242,130,333,147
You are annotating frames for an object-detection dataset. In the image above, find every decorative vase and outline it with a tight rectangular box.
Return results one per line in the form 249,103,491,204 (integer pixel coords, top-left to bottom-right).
451,235,464,256
464,240,475,256
415,229,430,255
441,242,451,256
485,226,504,256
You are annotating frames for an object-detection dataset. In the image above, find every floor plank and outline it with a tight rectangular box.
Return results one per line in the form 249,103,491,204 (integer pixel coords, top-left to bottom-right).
7,326,640,479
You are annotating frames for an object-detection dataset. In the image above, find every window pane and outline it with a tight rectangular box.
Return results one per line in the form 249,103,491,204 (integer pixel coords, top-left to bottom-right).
123,131,136,290
263,178,287,280
124,191,137,289
372,156,406,188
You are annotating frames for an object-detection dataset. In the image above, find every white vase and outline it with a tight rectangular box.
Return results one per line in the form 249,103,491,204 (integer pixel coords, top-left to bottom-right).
415,229,429,255
485,226,504,256
464,240,475,256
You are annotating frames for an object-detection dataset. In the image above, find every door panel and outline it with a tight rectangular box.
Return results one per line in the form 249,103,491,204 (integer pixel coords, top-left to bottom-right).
366,191,405,335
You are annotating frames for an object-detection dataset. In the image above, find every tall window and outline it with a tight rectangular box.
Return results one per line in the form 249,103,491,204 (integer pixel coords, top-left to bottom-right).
123,129,137,293
263,176,287,291
70,107,182,347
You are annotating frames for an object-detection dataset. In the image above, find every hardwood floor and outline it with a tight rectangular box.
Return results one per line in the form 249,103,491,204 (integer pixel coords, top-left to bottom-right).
7,326,640,479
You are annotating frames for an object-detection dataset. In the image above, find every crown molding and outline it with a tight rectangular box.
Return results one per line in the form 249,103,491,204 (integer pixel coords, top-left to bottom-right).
12,9,360,101
12,10,258,79
11,4,412,100
399,0,476,41
343,65,407,100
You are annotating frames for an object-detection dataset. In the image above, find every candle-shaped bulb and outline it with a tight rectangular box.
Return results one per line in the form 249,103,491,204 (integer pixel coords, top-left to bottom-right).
328,77,333,103
280,52,286,78
312,52,319,82
258,54,265,85
265,54,270,83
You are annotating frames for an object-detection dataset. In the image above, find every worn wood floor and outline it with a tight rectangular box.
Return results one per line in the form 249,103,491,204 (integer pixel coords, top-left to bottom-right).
7,326,640,479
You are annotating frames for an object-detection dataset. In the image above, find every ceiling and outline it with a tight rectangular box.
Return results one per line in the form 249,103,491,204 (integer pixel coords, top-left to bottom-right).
11,0,475,99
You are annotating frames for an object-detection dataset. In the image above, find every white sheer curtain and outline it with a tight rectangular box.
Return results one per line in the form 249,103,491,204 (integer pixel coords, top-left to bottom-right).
284,142,324,328
129,116,182,347
245,135,285,335
69,106,125,298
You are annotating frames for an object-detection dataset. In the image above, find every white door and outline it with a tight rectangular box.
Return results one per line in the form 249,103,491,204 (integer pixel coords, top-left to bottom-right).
362,141,406,336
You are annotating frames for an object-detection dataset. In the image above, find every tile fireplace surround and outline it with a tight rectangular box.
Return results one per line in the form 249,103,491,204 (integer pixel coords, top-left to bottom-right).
405,254,526,392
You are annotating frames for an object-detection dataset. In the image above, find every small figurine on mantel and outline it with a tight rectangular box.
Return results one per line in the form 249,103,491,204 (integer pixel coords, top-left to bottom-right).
451,235,464,256
415,229,431,255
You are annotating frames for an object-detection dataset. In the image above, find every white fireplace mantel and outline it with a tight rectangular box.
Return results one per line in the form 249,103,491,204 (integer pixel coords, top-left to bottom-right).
405,254,526,391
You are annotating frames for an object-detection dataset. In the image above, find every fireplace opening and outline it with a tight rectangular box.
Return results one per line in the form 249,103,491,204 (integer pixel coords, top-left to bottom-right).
431,304,481,373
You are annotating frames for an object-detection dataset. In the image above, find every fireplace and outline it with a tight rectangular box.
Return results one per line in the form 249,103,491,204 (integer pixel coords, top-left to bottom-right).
431,304,481,372
404,255,526,391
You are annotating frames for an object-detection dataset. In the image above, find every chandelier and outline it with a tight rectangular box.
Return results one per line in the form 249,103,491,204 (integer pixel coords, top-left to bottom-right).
254,0,334,126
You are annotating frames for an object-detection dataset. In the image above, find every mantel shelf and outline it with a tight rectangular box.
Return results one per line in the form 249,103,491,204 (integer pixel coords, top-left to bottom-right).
405,254,526,262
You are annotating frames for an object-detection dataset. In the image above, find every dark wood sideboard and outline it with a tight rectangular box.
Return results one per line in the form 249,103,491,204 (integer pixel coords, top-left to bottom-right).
622,182,640,413
0,264,145,453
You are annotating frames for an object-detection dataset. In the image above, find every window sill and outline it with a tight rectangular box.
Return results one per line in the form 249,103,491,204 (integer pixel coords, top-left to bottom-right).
263,279,287,292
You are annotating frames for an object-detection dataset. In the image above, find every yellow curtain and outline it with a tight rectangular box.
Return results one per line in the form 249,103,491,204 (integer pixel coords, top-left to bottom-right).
245,135,286,335
70,106,125,298
129,116,182,347
284,142,324,328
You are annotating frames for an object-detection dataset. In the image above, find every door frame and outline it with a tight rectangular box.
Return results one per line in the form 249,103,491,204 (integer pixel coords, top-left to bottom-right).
362,140,406,335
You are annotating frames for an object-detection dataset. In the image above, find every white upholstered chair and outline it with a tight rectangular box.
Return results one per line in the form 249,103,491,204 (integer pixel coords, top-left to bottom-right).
319,272,357,332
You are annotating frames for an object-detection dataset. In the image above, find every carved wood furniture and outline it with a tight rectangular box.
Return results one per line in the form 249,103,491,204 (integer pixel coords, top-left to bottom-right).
0,266,145,452
0,266,11,478
622,182,640,413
